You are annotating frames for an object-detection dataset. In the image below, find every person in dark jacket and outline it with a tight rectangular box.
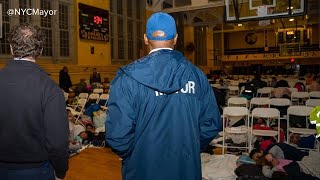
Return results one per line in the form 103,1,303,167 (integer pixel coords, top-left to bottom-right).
106,12,221,180
248,74,267,94
0,23,69,180
90,68,101,84
250,142,308,161
59,66,72,92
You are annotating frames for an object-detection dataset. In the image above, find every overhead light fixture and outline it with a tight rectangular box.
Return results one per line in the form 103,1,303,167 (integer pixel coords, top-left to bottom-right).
237,23,242,26
289,18,294,21
287,6,293,10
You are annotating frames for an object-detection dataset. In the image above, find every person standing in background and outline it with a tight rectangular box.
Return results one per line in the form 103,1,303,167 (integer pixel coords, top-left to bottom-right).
90,68,101,84
0,23,69,180
59,66,72,93
106,12,221,180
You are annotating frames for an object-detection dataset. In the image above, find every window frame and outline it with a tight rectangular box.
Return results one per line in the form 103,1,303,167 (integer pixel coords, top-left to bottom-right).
0,0,74,61
110,0,145,63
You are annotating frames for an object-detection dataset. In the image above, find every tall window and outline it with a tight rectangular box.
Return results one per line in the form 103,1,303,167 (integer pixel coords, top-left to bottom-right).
127,20,133,60
110,0,145,63
117,17,124,59
19,0,32,23
0,0,73,59
117,0,123,15
127,0,132,17
213,33,222,67
174,13,184,53
40,0,52,56
0,0,10,55
59,3,69,57
194,26,207,66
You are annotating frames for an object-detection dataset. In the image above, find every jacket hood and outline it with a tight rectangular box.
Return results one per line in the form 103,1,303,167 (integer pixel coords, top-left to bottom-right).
121,50,191,93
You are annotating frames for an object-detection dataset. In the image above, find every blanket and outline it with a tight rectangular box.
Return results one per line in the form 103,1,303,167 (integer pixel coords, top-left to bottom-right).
298,151,320,178
201,154,238,180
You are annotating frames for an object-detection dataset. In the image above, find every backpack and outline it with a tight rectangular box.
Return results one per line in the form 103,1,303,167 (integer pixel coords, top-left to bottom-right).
85,103,101,118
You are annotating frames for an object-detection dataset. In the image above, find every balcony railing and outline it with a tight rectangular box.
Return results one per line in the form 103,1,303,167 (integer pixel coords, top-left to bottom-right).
224,44,320,55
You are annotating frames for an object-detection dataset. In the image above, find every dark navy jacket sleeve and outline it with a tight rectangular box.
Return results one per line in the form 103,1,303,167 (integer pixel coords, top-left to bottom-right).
106,73,136,159
199,80,222,151
44,91,69,179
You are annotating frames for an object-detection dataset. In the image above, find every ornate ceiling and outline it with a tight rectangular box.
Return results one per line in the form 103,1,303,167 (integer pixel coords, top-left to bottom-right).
147,0,320,31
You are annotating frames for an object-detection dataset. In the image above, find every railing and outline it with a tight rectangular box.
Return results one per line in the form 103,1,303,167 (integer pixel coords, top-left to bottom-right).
224,44,320,55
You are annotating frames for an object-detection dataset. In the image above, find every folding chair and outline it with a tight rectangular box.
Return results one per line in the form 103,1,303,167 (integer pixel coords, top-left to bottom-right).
93,88,104,94
306,85,311,92
305,99,320,107
288,88,298,93
309,91,320,99
70,93,88,108
270,98,291,119
239,86,245,95
226,97,249,126
222,107,249,154
88,93,100,104
249,108,280,152
67,98,87,125
249,97,271,112
228,86,239,97
229,81,239,86
99,94,109,110
286,106,317,151
228,97,248,108
256,88,272,98
291,92,310,105
78,93,89,100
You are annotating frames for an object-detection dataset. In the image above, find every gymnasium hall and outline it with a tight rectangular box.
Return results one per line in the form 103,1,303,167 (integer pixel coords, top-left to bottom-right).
0,0,319,179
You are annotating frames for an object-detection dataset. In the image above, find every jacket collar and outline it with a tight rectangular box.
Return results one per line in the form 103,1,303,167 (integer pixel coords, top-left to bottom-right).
6,59,49,75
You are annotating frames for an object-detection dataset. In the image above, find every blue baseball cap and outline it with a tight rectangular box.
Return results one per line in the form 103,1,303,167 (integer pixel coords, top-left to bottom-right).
146,12,177,41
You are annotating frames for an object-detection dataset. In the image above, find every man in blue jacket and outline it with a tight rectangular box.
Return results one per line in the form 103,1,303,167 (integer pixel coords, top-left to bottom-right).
106,12,221,180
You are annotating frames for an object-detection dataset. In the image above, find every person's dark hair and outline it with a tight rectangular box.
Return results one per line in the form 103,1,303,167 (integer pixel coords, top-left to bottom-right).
254,74,261,80
275,80,289,88
86,124,94,129
255,155,273,167
86,131,95,141
249,148,260,159
8,23,45,59
62,66,68,72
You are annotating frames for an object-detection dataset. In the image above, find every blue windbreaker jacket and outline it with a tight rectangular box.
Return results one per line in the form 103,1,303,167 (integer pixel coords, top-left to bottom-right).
106,50,221,180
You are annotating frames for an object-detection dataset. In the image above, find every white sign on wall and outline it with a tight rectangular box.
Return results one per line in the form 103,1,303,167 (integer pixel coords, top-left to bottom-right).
0,3,2,38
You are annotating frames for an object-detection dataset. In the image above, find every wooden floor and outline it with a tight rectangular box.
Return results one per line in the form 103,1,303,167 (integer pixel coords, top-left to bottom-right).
65,147,122,180
65,147,222,180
